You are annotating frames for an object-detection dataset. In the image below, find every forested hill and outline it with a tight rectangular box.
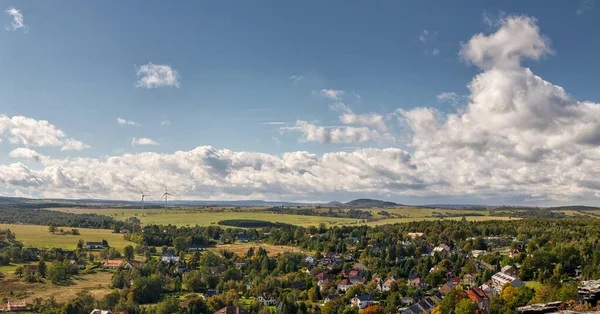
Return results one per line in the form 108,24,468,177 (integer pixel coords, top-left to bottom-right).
341,198,399,208
0,207,118,229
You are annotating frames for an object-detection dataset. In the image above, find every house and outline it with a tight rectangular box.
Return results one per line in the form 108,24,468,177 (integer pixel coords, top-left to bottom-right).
476,260,494,271
491,272,523,292
324,294,338,304
235,259,247,268
317,278,331,288
90,310,112,314
341,268,359,278
349,276,366,285
175,265,187,274
257,294,277,306
161,255,180,263
501,265,519,277
86,242,103,249
431,244,451,256
372,277,383,291
7,301,28,311
407,232,424,239
450,277,462,286
237,234,252,243
480,284,494,299
439,282,456,295
466,288,490,312
214,306,248,314
70,260,86,270
129,260,142,268
353,263,367,270
409,277,427,289
103,260,131,269
23,264,38,274
463,273,475,285
383,276,396,291
337,279,353,292
305,256,315,264
471,250,486,257
350,294,377,310
404,297,437,314
400,297,414,305
204,289,219,299
509,249,522,258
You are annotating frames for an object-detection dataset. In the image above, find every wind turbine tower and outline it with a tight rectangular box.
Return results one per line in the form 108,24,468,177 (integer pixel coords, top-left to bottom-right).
162,187,173,211
140,190,148,217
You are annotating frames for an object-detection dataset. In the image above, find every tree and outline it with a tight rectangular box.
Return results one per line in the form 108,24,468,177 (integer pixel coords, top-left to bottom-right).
124,245,135,261
14,265,24,278
362,305,385,314
77,239,84,250
455,299,478,314
186,298,209,314
155,297,181,314
38,260,47,278
49,225,57,234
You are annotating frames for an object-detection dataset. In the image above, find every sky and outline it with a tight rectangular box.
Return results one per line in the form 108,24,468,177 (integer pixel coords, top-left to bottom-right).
0,1,599,205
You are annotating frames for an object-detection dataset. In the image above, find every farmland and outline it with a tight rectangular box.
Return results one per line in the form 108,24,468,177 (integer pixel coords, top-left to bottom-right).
46,206,517,227
0,223,133,250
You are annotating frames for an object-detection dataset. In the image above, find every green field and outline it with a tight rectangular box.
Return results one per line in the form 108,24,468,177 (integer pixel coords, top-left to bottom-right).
44,206,521,228
0,223,133,250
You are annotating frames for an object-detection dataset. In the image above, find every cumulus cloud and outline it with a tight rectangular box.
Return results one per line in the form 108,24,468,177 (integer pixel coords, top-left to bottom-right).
319,89,344,100
419,29,429,42
262,122,286,125
135,63,180,89
0,115,89,150
1,15,599,204
117,118,141,126
132,137,159,146
5,7,26,32
9,148,41,161
160,120,171,126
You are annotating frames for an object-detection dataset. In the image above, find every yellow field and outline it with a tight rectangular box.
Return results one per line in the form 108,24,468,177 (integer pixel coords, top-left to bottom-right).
0,223,133,250
0,271,114,304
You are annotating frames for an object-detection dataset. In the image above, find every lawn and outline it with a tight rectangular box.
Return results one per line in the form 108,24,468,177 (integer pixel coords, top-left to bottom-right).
0,223,134,250
525,281,541,290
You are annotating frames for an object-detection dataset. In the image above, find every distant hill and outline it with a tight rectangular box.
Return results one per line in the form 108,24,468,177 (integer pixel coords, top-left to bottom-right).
548,205,600,211
420,204,489,209
341,198,399,208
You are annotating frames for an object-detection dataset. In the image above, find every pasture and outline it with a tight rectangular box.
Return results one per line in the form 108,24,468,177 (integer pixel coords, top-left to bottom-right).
0,223,133,250
209,243,302,257
48,206,517,228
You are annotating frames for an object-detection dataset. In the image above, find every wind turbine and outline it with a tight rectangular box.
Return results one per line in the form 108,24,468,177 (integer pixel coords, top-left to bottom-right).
162,187,173,211
140,190,148,217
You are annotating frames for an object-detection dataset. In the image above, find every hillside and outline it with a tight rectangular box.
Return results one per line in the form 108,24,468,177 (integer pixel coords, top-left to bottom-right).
342,198,399,208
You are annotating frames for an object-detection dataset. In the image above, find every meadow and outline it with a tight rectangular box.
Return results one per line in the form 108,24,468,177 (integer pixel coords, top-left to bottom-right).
47,206,516,228
0,223,133,250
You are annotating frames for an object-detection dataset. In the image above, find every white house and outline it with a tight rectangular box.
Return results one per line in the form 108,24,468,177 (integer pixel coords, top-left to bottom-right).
161,256,180,263
383,276,396,291
85,242,103,249
431,244,451,256
350,294,377,309
491,272,523,293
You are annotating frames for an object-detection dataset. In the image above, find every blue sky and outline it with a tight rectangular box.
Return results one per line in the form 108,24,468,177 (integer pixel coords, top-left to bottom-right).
0,1,599,204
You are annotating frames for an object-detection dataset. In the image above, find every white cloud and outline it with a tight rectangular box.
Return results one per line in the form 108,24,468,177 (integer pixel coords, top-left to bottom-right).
319,89,344,100
0,115,89,150
436,92,461,105
160,120,171,126
132,137,159,146
9,148,41,161
5,7,26,32
117,118,141,126
283,120,388,144
135,63,180,89
262,122,286,125
61,138,90,151
289,75,304,84
460,16,552,70
1,15,599,204
419,29,429,42
431,48,440,56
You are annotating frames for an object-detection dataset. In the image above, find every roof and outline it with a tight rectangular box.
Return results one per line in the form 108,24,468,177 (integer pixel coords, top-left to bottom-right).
214,306,249,314
86,242,102,245
338,279,351,286
103,260,126,267
354,294,374,302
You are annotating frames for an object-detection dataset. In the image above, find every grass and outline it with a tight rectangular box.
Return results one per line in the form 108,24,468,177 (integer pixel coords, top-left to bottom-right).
0,223,134,250
48,206,517,228
525,281,541,290
0,271,114,304
209,243,302,257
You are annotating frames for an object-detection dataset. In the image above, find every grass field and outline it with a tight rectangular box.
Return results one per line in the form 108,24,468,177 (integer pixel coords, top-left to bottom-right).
0,223,133,250
0,271,114,304
525,281,541,290
48,206,517,228
209,243,302,257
